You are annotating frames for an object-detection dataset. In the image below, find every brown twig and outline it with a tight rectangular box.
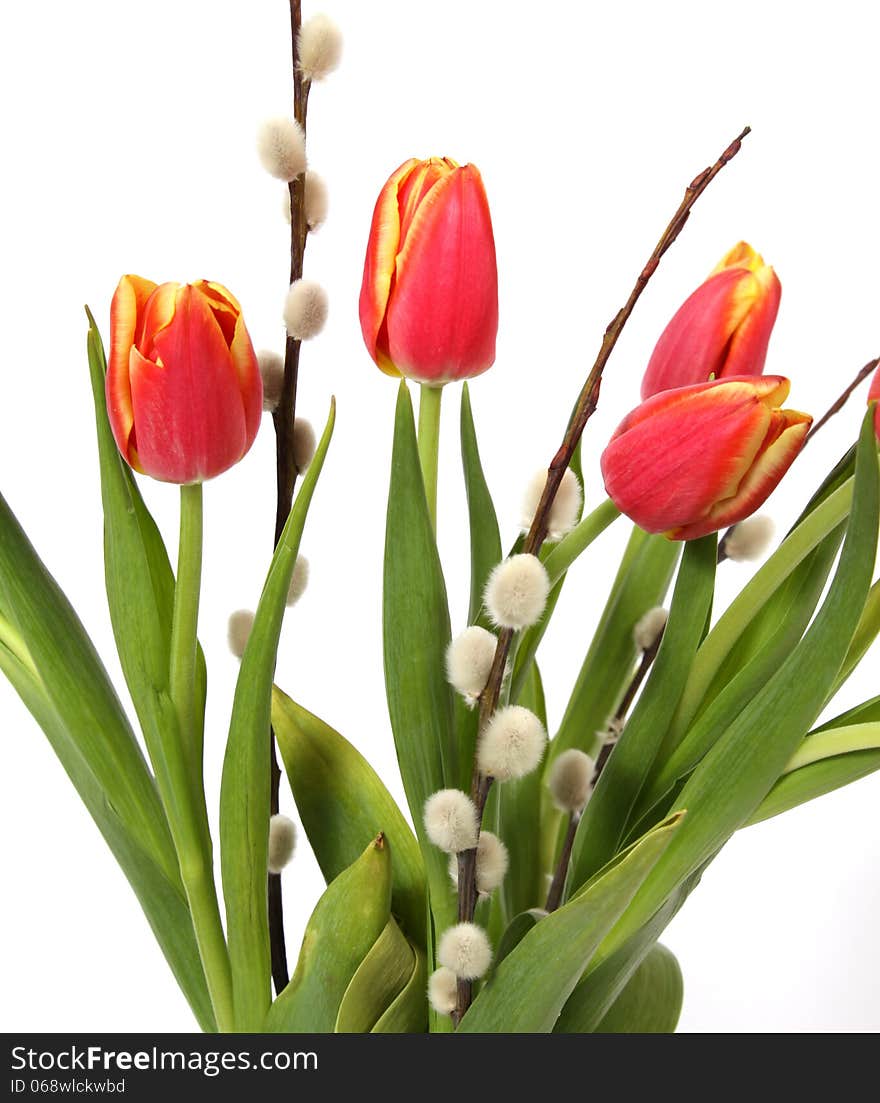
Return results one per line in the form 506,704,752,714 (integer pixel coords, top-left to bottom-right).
718,355,879,563
806,356,878,443
269,0,313,997
545,812,580,913
453,125,751,1026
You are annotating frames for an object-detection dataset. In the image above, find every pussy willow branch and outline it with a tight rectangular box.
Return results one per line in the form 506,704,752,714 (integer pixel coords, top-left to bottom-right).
593,626,665,780
268,0,313,997
453,125,751,1025
718,355,879,563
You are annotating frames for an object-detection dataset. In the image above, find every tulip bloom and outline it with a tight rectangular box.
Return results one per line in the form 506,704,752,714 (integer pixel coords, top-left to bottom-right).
359,157,498,384
601,376,811,541
641,242,781,400
869,363,880,439
107,276,262,483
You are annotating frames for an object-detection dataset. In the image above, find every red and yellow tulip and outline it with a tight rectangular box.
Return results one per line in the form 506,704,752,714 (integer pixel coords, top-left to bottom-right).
641,242,781,400
107,276,262,484
869,362,880,439
359,157,498,384
601,376,811,541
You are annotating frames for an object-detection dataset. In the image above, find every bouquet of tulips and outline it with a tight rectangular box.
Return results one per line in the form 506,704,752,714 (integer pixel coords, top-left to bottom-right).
2,7,879,1035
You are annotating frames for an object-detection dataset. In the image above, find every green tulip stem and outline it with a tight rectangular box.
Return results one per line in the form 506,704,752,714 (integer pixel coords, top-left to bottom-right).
170,483,203,762
417,383,443,532
168,481,235,1033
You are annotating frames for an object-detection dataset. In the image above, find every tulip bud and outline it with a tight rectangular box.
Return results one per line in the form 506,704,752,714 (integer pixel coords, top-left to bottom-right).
256,117,307,182
359,157,498,383
292,417,317,472
641,242,781,399
267,814,297,874
227,609,255,659
721,515,775,562
547,749,595,813
868,364,880,439
484,554,550,630
477,705,547,781
448,831,509,895
633,606,668,651
437,923,492,980
304,171,329,230
601,376,811,541
283,279,328,341
521,468,583,540
257,349,285,412
107,277,263,483
423,789,479,853
298,14,343,82
427,967,459,1015
445,626,497,702
286,555,309,607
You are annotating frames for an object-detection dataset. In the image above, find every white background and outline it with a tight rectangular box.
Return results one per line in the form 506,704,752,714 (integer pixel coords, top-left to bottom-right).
1,0,878,1033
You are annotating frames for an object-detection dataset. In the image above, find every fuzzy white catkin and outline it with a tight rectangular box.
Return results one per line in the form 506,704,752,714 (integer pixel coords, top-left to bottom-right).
723,515,775,561
445,626,497,701
484,554,550,630
283,280,328,341
304,172,329,229
424,790,479,853
298,14,343,82
548,749,595,813
427,967,459,1015
256,117,307,181
291,417,317,472
437,923,492,980
521,468,583,540
227,610,255,659
286,556,309,607
448,831,509,895
477,706,546,782
267,814,297,874
633,606,668,651
257,350,285,412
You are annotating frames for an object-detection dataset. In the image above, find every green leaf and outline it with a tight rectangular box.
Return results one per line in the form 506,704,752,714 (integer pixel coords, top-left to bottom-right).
636,528,843,823
0,492,177,882
592,943,684,1033
829,578,880,698
493,908,547,969
554,864,702,1033
220,398,335,1031
548,529,680,766
460,383,502,630
372,944,428,1033
266,834,392,1033
598,411,879,963
746,750,880,825
456,812,684,1033
0,638,214,1031
568,536,716,893
335,919,415,1032
383,381,457,936
272,687,426,947
665,472,858,752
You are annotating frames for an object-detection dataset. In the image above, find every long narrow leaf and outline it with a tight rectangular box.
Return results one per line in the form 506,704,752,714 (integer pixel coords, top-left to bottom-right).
272,687,426,947
593,943,683,1033
220,398,335,1030
335,919,414,1033
457,813,684,1033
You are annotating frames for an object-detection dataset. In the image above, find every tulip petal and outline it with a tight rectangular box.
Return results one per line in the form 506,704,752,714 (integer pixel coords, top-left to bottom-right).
601,377,795,536
669,409,811,540
129,287,249,483
192,280,262,438
106,274,158,468
869,365,880,440
641,268,758,399
358,158,420,375
385,164,498,383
